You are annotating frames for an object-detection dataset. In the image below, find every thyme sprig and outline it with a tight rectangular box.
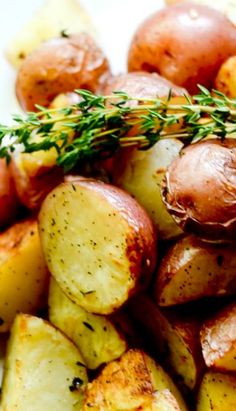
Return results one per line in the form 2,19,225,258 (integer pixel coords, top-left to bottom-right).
0,85,236,171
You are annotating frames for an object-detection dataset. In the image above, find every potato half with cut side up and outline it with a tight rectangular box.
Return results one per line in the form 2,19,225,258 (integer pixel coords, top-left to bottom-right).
162,139,236,242
1,314,88,411
39,177,157,314
16,32,110,111
49,278,128,369
82,349,188,411
0,219,49,332
200,302,236,372
155,235,236,307
197,371,236,411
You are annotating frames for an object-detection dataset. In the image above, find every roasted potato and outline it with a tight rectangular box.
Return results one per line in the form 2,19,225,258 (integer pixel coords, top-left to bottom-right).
162,139,236,242
129,295,204,390
165,0,236,26
128,4,236,94
200,302,236,371
98,71,186,98
10,152,63,210
6,0,95,68
155,235,236,307
16,33,110,111
0,159,18,228
113,138,183,239
0,219,49,332
1,314,88,411
215,56,236,98
83,349,188,410
197,371,236,410
39,177,157,314
49,278,127,369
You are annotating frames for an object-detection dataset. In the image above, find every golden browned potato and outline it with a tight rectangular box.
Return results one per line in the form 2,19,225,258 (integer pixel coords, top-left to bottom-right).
39,177,157,315
162,139,236,242
0,219,49,332
155,235,236,307
83,349,188,410
200,302,236,371
10,152,63,210
0,159,18,228
197,371,236,410
129,295,204,390
1,314,88,411
49,278,127,369
16,33,110,111
128,4,236,94
215,56,236,98
98,71,186,98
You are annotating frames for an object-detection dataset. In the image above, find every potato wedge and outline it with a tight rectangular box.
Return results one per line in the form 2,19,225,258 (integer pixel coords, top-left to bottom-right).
200,302,236,371
6,0,95,68
155,235,236,306
83,349,188,410
39,177,157,314
0,219,48,332
113,139,183,240
129,295,204,390
197,371,236,411
1,314,88,411
49,278,127,369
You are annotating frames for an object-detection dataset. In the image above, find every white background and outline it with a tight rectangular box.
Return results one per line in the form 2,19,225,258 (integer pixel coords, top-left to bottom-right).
0,0,164,123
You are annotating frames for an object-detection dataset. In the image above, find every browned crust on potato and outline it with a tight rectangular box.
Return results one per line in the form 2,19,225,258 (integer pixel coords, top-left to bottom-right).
162,139,236,242
0,159,18,228
128,3,236,93
16,33,110,111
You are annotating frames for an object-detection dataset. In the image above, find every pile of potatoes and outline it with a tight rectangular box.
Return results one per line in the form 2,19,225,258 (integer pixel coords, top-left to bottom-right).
1,1,236,410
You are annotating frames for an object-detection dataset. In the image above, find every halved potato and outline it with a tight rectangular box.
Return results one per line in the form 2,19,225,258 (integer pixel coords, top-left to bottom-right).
197,371,236,411
155,235,236,307
215,56,236,98
6,0,95,68
83,349,188,410
49,278,127,369
1,314,88,411
113,138,184,239
129,295,204,390
39,177,157,314
0,219,48,332
200,302,236,371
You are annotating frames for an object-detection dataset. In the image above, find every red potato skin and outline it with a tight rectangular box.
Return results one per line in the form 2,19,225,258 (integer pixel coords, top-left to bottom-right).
65,176,157,289
16,33,110,111
128,4,236,94
0,159,18,228
162,139,236,242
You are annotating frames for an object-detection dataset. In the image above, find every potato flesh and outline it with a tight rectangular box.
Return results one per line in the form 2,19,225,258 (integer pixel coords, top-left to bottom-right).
0,219,48,332
6,0,95,68
197,372,236,411
200,303,236,371
215,56,236,98
129,296,202,390
83,349,187,411
114,139,183,240
156,235,236,306
49,278,127,369
39,179,155,314
1,314,88,411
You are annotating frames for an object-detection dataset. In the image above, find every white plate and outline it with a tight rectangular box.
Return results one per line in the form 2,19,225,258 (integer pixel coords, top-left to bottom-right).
0,0,164,387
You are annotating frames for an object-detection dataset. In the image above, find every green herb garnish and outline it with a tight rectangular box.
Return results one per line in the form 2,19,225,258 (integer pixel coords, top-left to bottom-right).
0,86,236,171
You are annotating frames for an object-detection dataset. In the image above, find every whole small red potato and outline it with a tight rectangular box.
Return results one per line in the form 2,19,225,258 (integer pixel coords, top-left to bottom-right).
16,33,110,111
128,4,236,94
162,139,236,242
0,159,18,228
